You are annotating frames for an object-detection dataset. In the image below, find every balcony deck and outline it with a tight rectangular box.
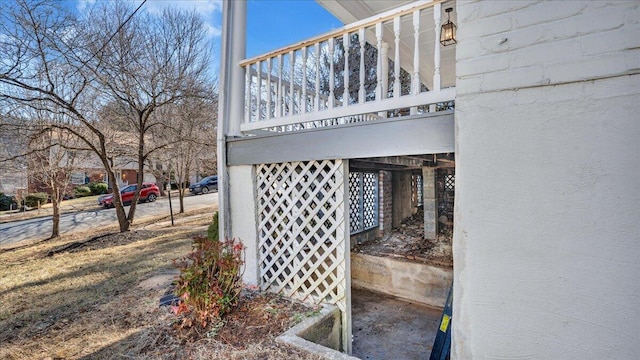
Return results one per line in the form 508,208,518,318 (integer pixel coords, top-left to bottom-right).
239,0,456,135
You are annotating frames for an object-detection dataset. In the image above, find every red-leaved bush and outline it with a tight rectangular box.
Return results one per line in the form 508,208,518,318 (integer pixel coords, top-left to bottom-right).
172,236,245,329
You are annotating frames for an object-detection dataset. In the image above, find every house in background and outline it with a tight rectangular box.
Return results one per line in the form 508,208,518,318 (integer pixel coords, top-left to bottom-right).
217,0,640,358
0,126,28,197
27,149,156,196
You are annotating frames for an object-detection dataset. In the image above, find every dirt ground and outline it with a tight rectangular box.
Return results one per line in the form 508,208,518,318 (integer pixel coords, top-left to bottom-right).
0,215,321,360
353,208,453,268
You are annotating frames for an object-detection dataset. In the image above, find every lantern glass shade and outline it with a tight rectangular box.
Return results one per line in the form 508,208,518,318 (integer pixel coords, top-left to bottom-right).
440,8,457,46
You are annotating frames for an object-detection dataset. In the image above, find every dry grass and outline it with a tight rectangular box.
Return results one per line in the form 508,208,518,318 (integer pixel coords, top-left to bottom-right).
0,217,320,360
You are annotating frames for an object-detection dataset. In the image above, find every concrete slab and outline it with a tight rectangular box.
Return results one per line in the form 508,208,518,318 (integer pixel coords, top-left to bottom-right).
352,288,442,360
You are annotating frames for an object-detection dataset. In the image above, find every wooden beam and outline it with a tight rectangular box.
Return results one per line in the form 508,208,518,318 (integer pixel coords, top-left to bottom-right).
354,156,426,168
350,160,409,172
227,111,454,166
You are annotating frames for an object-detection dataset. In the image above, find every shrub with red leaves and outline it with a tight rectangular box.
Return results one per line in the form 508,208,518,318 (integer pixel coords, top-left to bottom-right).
172,236,245,329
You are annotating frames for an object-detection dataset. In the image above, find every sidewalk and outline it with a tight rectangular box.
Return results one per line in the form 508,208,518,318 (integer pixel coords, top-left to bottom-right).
0,190,194,224
0,196,102,224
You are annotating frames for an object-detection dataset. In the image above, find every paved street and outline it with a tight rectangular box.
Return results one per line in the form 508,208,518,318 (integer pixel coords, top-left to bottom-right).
0,192,218,246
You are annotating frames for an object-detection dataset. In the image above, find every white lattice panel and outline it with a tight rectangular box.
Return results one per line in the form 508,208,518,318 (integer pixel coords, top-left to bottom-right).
445,174,455,191
348,173,362,233
349,172,379,234
362,173,378,229
256,160,348,307
412,174,423,207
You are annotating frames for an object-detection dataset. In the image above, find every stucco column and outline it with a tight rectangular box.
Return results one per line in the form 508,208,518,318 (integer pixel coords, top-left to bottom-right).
222,0,246,138
218,0,247,241
228,165,259,286
423,167,437,240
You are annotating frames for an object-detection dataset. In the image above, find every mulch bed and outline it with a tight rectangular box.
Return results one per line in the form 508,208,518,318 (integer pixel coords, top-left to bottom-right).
154,290,322,359
212,290,314,347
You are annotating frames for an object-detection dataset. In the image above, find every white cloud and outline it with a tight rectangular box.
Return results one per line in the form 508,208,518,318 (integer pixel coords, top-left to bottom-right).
76,0,96,12
146,0,223,39
76,0,222,38
144,0,222,16
204,23,222,38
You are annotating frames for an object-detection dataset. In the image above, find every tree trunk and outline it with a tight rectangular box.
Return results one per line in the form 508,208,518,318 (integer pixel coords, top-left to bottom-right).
177,163,190,214
50,187,60,239
126,119,146,225
147,160,166,196
178,187,185,213
106,167,129,232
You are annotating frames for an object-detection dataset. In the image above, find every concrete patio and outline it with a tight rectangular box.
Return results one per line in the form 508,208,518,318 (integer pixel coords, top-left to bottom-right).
351,287,443,359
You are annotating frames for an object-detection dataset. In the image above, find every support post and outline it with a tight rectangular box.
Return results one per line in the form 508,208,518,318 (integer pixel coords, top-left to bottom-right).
218,0,247,240
423,167,437,240
340,159,352,355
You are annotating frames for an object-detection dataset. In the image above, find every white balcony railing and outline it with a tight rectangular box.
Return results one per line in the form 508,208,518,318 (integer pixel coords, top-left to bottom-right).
240,0,456,134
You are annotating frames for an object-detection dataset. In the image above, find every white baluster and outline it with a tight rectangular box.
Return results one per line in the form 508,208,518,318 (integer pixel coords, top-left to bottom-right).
359,28,365,104
277,54,283,118
289,50,294,116
256,60,262,120
376,22,383,102
302,46,307,114
411,10,421,115
328,37,335,109
343,33,350,107
433,4,442,92
379,42,389,118
297,84,302,115
267,57,272,119
393,16,401,99
245,64,251,122
431,3,442,113
315,43,320,111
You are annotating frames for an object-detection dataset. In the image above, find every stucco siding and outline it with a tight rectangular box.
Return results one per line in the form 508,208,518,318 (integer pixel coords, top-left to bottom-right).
228,165,259,286
454,1,640,359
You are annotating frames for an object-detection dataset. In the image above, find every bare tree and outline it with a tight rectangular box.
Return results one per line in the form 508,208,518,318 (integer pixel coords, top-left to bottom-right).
146,90,217,213
168,95,217,213
26,116,89,238
82,2,212,227
0,105,88,238
0,1,213,232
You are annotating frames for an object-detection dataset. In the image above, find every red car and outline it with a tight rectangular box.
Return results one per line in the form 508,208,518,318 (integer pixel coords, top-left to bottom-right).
100,182,160,208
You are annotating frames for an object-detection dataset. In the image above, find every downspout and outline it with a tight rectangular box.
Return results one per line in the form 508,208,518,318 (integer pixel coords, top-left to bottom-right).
217,0,246,239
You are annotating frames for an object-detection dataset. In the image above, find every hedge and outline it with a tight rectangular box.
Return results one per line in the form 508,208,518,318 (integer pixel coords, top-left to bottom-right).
74,186,92,198
0,193,17,211
25,193,48,208
88,182,108,195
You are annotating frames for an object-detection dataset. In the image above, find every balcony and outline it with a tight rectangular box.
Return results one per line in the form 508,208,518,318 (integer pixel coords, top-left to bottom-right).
240,1,456,134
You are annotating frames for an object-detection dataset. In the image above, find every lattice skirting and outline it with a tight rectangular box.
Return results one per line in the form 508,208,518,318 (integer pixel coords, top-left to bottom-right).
349,172,379,234
256,159,348,308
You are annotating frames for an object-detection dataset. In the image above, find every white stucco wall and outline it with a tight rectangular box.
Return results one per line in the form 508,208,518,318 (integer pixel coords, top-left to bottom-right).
228,165,259,286
454,1,640,359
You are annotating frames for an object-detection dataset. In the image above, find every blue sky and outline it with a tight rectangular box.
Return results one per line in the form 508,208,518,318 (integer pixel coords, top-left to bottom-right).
246,0,343,58
74,0,343,71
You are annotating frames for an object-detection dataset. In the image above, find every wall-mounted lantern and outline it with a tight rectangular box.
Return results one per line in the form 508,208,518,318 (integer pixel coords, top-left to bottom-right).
440,7,457,46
